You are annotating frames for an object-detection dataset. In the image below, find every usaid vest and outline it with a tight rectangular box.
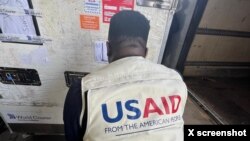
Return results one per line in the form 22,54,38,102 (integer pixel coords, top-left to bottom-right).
81,57,187,141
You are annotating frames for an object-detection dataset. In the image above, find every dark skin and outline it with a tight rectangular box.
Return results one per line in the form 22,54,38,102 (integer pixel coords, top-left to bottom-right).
106,39,148,63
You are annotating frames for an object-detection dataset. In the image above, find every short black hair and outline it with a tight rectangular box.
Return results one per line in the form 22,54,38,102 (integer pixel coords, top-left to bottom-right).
108,11,150,47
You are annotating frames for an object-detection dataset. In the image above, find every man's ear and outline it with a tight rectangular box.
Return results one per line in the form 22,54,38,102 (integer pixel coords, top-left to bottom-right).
144,48,148,57
106,41,111,57
107,41,113,63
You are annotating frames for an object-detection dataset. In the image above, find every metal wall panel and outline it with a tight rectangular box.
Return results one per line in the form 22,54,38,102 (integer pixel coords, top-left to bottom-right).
0,0,177,127
187,35,250,62
199,0,250,32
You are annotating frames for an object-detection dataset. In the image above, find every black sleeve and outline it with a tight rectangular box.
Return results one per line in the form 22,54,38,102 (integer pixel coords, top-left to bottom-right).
63,79,83,141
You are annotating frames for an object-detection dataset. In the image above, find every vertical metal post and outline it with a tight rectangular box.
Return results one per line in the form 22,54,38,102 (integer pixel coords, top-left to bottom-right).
162,0,208,74
176,0,208,73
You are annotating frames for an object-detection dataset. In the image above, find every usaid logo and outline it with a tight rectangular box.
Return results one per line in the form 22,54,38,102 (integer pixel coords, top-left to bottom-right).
102,95,181,123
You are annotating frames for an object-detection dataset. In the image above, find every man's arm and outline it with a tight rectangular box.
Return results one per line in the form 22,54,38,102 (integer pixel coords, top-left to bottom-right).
63,79,84,141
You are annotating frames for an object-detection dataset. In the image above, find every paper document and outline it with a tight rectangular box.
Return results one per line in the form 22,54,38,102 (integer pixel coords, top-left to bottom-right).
0,0,37,36
94,41,108,63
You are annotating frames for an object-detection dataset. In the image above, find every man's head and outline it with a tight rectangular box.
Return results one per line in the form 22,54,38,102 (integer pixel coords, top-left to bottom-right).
107,11,150,63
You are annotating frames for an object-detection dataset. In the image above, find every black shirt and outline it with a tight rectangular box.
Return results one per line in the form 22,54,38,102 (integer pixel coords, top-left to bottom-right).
63,80,87,141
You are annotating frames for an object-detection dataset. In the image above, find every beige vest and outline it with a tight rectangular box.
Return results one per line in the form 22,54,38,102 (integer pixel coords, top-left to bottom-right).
81,57,187,141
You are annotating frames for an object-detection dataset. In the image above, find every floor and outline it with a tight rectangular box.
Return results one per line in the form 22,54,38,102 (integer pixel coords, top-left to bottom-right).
0,96,214,141
185,77,250,124
184,97,215,124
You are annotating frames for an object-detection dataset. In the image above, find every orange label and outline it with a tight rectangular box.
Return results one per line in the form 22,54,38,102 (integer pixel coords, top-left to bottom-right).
80,15,99,30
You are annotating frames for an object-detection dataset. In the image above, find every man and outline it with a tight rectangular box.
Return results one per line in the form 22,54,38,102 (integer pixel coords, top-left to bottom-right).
64,11,187,141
